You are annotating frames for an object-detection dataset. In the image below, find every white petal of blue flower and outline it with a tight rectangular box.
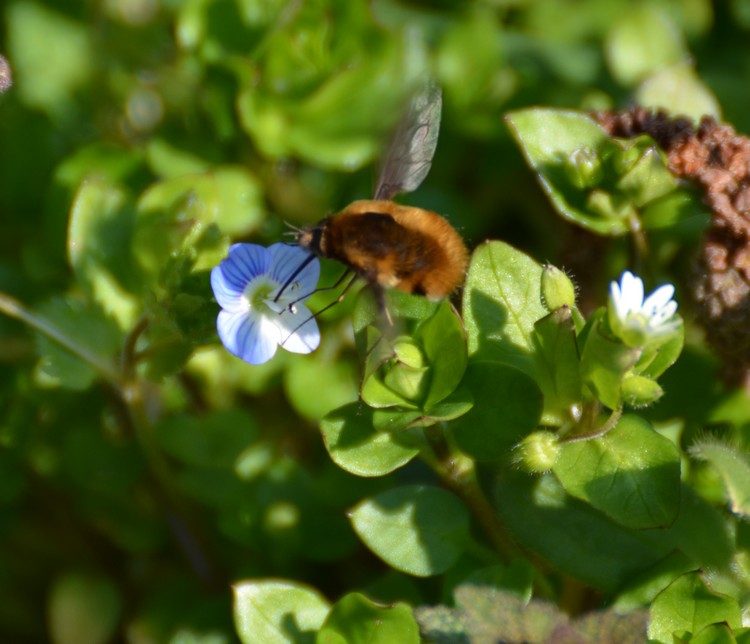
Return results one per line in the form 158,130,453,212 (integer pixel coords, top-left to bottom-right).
210,243,321,365
275,303,320,354
609,271,680,346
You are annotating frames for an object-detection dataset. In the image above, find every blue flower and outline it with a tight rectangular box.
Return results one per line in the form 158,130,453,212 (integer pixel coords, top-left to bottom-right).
210,243,321,365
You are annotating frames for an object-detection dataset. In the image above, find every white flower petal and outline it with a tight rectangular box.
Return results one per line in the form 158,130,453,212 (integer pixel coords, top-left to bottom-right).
609,270,679,345
275,304,320,355
609,279,626,319
649,300,678,327
642,284,676,315
621,271,644,314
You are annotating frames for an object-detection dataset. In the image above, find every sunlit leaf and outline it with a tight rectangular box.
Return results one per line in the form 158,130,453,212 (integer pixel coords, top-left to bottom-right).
462,241,547,377
553,415,681,529
316,593,419,644
605,6,687,86
648,572,742,643
690,440,750,517
350,485,469,576
233,580,330,644
320,404,421,477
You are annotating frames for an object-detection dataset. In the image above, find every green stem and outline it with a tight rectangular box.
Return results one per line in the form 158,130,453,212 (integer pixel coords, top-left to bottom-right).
562,405,622,443
421,425,520,561
421,425,558,599
0,291,120,386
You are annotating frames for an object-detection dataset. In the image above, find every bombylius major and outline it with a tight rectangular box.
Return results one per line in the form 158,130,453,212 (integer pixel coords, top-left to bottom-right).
278,82,468,316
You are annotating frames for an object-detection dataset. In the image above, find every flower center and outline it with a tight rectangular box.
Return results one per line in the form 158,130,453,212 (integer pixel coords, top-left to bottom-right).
243,276,281,315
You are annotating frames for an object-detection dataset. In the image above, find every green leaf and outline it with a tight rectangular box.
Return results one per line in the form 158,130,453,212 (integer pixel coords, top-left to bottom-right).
553,415,681,529
316,593,419,644
648,572,742,643
506,109,631,235
637,62,721,122
690,440,750,517
416,301,468,410
67,177,140,329
579,312,641,409
641,190,711,231
237,24,426,170
604,6,687,86
145,138,211,179
690,623,737,644
613,551,696,612
615,144,676,207
47,572,121,644
533,307,583,421
320,404,421,477
233,580,330,644
635,325,685,379
645,485,734,571
7,3,93,119
436,9,513,136
359,299,465,412
371,388,473,432
450,361,543,462
371,409,425,434
284,353,359,422
421,388,475,423
134,167,261,280
34,297,122,390
494,470,670,593
462,241,547,377
350,485,470,577
353,290,440,340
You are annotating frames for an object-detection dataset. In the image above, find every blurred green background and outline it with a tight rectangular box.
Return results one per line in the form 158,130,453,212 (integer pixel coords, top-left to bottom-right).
1,0,748,642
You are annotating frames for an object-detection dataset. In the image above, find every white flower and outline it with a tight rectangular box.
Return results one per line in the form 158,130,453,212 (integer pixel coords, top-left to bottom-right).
608,271,680,346
210,243,320,365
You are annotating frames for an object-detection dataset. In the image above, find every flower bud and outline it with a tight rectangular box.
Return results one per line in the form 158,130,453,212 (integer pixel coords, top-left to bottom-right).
621,374,663,407
565,146,602,189
587,189,635,221
515,430,561,473
382,337,429,404
541,264,577,311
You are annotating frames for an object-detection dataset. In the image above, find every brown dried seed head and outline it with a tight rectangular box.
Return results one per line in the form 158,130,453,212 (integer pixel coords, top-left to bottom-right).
592,107,750,389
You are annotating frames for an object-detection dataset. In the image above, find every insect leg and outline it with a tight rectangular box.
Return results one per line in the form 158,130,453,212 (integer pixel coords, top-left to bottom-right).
273,253,316,304
280,273,360,348
283,268,353,313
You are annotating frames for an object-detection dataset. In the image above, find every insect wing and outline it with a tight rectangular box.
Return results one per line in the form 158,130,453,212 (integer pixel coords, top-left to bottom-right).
374,81,442,201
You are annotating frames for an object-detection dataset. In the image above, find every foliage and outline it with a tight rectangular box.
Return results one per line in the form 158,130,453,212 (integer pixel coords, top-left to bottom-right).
3,1,750,643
